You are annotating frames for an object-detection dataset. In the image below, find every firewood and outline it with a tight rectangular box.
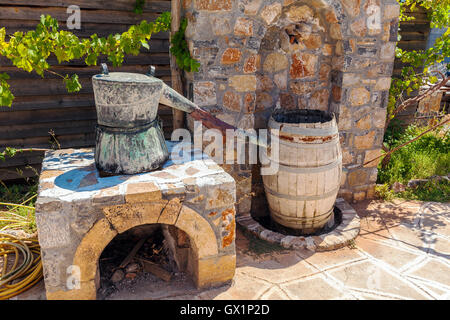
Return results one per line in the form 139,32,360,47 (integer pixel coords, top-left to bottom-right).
119,237,146,269
138,258,172,282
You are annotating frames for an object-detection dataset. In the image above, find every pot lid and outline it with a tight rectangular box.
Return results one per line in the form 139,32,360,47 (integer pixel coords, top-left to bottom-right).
93,72,162,84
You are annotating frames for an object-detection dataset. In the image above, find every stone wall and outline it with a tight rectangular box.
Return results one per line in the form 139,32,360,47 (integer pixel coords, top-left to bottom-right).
181,0,400,204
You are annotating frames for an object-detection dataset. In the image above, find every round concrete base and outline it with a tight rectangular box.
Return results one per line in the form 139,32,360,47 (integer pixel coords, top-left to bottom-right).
236,198,360,252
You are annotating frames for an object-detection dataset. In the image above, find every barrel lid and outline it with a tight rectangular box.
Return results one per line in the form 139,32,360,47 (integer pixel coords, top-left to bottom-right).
93,72,162,84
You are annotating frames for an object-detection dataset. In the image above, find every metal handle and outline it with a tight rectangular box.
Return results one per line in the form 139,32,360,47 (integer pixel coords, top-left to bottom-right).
146,65,156,77
101,63,109,75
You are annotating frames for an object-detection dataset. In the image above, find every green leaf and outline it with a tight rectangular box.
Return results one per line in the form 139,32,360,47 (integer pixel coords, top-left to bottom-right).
64,74,82,93
140,40,149,50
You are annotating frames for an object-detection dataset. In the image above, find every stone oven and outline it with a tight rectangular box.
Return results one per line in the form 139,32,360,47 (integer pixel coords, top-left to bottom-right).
181,0,400,209
35,143,236,299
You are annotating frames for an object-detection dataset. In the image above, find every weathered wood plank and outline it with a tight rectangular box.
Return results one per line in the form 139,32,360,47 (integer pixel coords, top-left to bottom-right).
4,74,171,97
0,132,96,148
0,151,45,168
0,52,170,67
0,164,41,181
1,20,170,39
0,119,97,139
397,40,429,51
0,0,171,12
0,107,97,125
0,93,93,112
0,64,171,80
0,6,162,24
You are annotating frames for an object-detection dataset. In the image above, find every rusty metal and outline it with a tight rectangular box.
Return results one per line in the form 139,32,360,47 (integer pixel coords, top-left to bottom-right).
92,67,269,175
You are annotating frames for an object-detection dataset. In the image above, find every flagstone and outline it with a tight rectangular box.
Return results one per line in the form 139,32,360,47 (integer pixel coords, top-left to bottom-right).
281,274,350,300
238,255,317,284
355,237,422,270
328,260,429,300
407,259,450,288
297,246,365,271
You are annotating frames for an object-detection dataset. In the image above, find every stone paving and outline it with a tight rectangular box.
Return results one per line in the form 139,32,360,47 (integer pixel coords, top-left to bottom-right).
15,199,450,300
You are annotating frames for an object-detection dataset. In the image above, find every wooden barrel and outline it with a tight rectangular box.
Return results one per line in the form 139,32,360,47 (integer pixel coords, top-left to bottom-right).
262,109,342,234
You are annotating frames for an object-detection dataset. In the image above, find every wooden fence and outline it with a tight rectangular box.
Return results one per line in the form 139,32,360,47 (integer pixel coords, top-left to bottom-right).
393,6,433,126
0,0,173,181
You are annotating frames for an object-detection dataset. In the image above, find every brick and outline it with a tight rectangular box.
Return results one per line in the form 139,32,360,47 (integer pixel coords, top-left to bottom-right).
195,254,236,288
125,182,162,203
322,44,334,56
349,87,370,106
193,81,217,107
356,114,371,130
280,93,296,110
364,149,382,168
273,71,287,90
285,4,314,23
303,34,322,49
347,169,368,187
243,0,262,15
354,131,376,149
325,10,339,23
341,147,354,165
182,0,192,10
260,2,282,25
257,75,273,91
350,18,367,37
290,81,316,95
223,91,241,112
195,0,232,11
73,218,117,282
221,48,242,65
338,106,352,130
243,54,260,73
341,0,361,17
310,89,329,111
332,85,342,102
244,93,256,113
102,201,167,233
290,52,317,79
158,198,182,225
40,170,64,180
234,18,253,36
373,109,387,128
211,16,232,35
255,92,273,111
229,75,257,92
353,191,366,201
46,280,97,300
380,42,395,61
175,206,219,258
375,77,391,90
319,63,331,81
263,52,288,73
329,24,343,40
384,3,400,21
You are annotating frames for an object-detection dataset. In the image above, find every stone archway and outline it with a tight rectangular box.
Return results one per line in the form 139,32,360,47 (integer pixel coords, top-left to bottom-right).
47,202,235,300
184,0,399,202
255,0,343,120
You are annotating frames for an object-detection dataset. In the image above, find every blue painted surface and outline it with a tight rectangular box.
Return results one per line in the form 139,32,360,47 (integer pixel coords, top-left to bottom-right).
54,168,128,192
53,141,208,192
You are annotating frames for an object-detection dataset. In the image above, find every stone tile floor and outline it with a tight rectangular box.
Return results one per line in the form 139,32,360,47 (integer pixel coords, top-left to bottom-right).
14,199,450,300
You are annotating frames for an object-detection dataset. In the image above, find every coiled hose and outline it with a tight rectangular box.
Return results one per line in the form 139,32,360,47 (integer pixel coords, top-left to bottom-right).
0,233,43,300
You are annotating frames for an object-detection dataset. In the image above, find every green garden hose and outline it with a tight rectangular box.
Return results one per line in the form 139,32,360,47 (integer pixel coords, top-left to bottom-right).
0,233,43,300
